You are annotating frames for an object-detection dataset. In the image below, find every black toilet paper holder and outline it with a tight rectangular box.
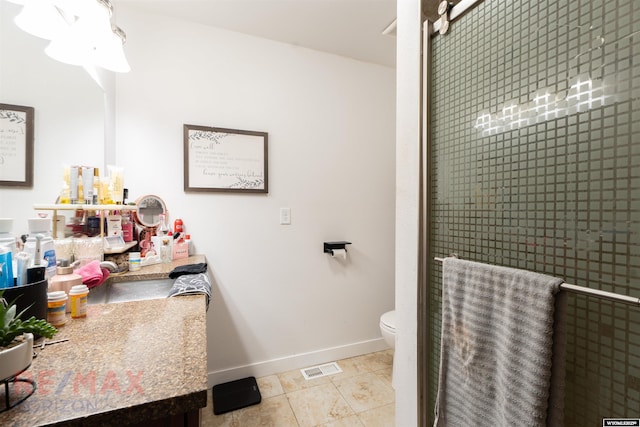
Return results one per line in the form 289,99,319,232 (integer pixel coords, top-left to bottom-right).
323,241,352,255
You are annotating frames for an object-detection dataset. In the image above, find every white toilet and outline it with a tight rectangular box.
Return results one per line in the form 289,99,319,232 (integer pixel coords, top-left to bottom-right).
379,310,396,349
379,310,397,388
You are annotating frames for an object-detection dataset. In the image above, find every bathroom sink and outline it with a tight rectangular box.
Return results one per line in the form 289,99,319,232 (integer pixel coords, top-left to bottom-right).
87,278,175,305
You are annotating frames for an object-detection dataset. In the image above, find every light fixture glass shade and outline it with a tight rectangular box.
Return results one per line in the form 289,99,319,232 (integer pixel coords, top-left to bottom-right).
84,1,129,72
14,0,130,73
93,27,130,73
44,23,92,66
83,0,116,48
15,0,68,40
52,0,92,17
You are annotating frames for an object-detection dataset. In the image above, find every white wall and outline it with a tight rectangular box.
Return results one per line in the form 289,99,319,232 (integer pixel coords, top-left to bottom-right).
115,8,396,383
0,2,104,231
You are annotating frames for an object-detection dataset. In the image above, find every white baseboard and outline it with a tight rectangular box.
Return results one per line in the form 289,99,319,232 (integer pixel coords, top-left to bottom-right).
207,338,389,387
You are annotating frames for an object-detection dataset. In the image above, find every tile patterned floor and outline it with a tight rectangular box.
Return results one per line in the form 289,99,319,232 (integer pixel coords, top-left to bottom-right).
201,350,395,427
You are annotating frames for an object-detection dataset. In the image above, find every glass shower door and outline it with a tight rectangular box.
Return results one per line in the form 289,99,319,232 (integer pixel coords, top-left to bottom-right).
426,0,640,424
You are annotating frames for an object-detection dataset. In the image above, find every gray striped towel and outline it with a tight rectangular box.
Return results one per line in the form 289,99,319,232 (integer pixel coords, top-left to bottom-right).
167,273,212,310
434,258,567,427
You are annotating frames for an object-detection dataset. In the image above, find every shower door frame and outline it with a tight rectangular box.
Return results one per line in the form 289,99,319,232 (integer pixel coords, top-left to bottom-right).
418,2,484,426
418,15,431,427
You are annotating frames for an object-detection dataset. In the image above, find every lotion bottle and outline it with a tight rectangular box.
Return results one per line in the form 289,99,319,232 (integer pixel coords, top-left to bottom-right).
93,168,101,205
69,166,79,204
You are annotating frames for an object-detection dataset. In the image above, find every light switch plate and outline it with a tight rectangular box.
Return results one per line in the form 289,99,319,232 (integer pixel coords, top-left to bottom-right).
280,207,291,225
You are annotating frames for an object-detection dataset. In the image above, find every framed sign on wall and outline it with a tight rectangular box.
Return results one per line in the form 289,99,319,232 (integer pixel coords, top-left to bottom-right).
0,103,34,187
183,124,268,193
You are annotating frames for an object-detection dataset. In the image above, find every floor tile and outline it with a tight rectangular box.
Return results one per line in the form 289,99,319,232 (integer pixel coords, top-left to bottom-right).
233,394,299,427
201,390,236,427
201,351,395,427
334,372,394,413
350,350,393,373
320,414,365,426
257,374,285,398
328,356,371,382
358,403,395,427
287,383,354,427
373,366,393,389
278,367,332,393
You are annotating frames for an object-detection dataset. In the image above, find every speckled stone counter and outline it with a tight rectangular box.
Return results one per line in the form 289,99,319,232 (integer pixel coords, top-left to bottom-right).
108,254,207,283
0,296,207,426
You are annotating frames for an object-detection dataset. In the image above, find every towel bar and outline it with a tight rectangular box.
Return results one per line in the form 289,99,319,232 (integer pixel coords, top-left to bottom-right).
434,256,640,307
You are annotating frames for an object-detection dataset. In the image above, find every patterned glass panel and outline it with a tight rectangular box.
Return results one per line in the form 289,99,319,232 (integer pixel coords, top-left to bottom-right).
429,0,640,424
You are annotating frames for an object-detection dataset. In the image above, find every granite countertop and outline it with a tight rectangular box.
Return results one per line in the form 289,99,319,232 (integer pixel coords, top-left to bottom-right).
107,255,207,283
0,297,208,426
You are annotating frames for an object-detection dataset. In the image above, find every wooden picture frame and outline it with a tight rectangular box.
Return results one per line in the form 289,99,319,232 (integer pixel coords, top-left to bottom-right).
184,124,268,193
0,103,34,187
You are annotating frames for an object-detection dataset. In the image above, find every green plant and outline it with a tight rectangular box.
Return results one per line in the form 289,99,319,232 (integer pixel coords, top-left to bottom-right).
0,290,57,348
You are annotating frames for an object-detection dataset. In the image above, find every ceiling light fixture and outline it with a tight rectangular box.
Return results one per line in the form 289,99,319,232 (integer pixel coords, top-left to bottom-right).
14,0,68,40
8,0,130,73
94,26,130,73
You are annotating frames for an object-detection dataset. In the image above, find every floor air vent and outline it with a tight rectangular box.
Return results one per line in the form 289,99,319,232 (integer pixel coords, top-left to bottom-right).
300,362,342,380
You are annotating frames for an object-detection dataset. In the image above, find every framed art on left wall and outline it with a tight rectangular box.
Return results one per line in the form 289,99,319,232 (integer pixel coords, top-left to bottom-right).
0,103,34,187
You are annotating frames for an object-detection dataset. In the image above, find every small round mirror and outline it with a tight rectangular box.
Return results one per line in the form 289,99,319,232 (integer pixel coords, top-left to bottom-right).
134,195,167,228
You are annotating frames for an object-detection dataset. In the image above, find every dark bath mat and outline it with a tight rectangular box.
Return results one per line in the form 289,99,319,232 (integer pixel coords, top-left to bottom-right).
212,376,261,415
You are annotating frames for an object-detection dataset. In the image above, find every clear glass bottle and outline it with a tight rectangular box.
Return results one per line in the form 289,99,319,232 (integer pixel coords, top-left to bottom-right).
157,213,170,236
